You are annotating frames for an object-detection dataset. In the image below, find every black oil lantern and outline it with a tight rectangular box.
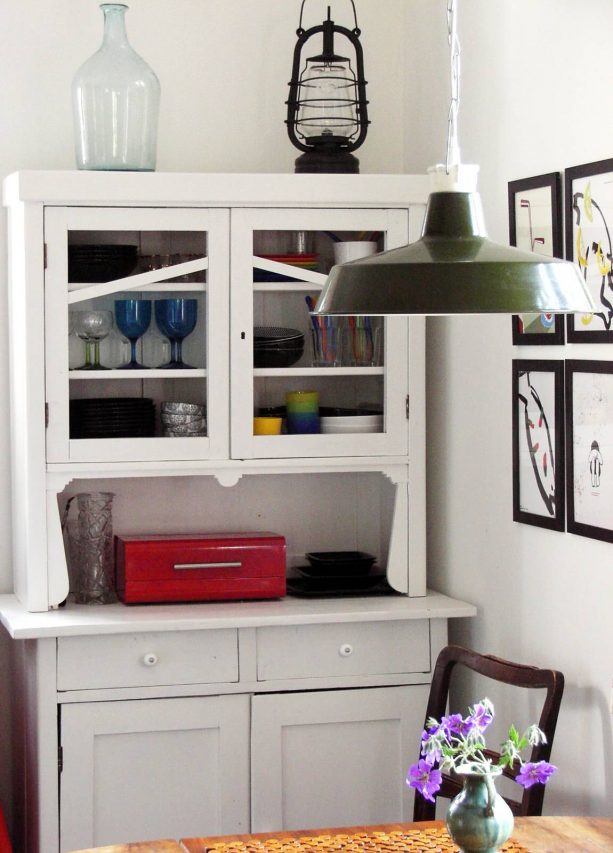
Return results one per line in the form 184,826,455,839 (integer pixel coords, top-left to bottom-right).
286,1,369,174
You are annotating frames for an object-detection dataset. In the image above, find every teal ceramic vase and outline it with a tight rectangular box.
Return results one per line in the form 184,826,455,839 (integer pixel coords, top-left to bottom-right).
445,768,514,853
72,3,160,171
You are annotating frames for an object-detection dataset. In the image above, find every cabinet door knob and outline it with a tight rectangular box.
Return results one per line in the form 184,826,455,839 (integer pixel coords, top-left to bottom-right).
142,652,159,666
339,643,353,657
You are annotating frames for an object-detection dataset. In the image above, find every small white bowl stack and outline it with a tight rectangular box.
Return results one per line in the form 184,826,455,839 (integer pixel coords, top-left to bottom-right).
320,414,383,434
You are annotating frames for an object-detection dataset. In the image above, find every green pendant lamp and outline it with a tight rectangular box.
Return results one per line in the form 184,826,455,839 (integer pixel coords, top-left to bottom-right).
314,1,595,317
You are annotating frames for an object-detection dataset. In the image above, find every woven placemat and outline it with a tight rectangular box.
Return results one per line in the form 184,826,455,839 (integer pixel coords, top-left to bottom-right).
204,827,528,853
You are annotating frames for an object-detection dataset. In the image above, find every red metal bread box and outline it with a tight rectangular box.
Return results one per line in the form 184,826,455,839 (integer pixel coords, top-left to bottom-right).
115,532,286,604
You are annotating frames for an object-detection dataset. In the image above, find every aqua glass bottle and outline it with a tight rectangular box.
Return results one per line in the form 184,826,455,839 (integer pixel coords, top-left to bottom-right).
72,3,161,171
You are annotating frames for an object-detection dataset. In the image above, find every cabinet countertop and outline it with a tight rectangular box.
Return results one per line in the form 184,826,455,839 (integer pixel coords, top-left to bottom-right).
0,590,476,639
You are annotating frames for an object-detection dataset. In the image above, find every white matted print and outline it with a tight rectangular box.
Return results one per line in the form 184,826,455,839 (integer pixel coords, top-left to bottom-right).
514,185,556,255
565,159,613,342
512,360,564,530
508,173,564,344
565,360,613,542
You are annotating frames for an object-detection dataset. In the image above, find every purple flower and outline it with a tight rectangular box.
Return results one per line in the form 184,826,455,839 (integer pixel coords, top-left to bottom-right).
406,759,443,802
441,713,466,737
420,729,443,765
515,761,557,789
469,702,494,732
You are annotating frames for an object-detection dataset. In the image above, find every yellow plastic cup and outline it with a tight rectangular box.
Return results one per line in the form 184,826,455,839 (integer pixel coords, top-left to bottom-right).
253,416,283,435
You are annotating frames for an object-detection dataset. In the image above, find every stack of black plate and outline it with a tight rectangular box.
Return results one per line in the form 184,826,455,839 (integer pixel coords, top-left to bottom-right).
287,551,395,598
68,244,138,283
70,398,156,439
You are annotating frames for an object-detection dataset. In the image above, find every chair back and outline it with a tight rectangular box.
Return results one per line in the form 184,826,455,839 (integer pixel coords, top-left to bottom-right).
0,802,11,853
413,644,564,821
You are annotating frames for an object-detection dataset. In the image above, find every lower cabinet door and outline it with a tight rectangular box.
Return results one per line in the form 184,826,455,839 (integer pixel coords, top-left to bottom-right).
59,694,250,852
250,685,429,832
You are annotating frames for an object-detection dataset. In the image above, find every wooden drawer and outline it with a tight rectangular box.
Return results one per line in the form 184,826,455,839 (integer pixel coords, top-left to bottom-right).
57,629,239,690
256,620,430,681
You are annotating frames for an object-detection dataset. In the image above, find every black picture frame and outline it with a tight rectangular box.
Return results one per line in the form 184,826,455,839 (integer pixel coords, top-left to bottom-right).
512,359,565,530
565,360,613,542
565,158,613,343
508,172,564,345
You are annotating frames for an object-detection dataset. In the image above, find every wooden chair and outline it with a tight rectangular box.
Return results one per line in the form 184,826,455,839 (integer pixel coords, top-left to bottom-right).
413,644,564,821
0,802,11,853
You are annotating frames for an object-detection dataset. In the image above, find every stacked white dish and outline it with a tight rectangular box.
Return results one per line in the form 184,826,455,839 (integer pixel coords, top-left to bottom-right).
320,414,383,434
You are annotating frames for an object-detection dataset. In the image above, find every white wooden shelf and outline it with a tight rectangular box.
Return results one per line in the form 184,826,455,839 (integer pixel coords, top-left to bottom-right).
253,281,324,291
69,281,206,293
69,368,207,379
253,366,383,377
0,591,477,639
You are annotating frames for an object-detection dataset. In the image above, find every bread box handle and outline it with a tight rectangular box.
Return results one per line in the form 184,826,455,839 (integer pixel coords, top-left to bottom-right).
173,561,242,570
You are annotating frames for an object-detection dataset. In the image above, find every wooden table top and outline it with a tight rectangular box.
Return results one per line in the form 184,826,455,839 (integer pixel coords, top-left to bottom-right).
68,816,613,853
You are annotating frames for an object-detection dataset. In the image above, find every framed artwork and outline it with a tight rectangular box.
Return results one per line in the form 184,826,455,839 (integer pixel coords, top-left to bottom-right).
565,158,613,342
512,359,565,530
508,172,564,345
565,360,613,542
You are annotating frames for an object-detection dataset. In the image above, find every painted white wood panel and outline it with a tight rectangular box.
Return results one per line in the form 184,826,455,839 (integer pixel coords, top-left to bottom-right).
251,685,428,831
256,620,430,681
4,171,430,209
6,202,50,611
57,628,239,690
60,694,250,852
0,591,477,639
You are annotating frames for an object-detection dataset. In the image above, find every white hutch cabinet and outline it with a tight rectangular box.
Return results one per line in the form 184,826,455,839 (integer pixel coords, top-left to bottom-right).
0,172,475,853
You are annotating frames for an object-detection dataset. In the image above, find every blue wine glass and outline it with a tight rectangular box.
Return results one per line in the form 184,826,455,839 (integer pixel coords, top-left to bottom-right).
115,299,152,369
154,298,198,369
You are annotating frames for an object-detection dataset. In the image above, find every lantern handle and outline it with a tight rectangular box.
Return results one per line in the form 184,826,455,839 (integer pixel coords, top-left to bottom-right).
297,0,360,35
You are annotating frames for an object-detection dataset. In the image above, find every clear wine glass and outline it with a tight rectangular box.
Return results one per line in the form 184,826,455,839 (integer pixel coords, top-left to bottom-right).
71,310,113,370
114,299,152,369
154,298,198,369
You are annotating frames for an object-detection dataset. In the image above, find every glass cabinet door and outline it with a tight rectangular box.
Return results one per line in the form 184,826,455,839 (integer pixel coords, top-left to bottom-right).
230,208,410,459
44,207,229,463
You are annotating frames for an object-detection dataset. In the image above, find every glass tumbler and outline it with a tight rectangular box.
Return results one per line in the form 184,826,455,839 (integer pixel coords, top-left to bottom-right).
63,492,117,604
286,390,320,434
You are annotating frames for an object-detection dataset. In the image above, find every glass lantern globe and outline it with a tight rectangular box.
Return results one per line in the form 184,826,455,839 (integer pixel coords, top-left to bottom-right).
296,59,359,141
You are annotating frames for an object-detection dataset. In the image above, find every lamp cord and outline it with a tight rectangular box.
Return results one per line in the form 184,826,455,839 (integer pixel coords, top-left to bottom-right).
446,0,461,173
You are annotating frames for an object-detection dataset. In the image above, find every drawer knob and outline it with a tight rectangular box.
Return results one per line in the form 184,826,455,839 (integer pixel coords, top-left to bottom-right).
339,643,354,657
142,652,159,667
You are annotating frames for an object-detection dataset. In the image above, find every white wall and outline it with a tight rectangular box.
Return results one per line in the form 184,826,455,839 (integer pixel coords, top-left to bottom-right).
0,0,410,834
405,0,613,817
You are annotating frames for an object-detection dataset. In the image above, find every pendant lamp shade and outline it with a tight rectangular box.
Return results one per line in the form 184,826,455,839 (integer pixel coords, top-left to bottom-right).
314,189,596,316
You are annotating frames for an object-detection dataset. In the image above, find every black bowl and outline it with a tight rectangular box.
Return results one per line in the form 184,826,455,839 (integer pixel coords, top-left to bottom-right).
254,345,304,368
319,406,383,417
254,327,304,346
303,551,377,576
257,405,286,417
